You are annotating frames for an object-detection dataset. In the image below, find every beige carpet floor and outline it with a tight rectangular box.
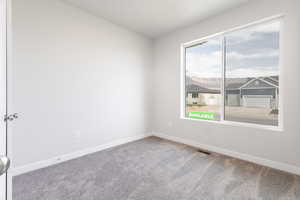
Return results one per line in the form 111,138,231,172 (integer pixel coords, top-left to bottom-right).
13,136,300,200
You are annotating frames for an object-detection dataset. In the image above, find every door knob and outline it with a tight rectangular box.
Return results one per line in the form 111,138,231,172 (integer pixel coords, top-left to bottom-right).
0,156,10,176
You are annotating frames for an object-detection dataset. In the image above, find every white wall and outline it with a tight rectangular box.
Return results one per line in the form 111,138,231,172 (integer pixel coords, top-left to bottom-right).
152,0,300,167
10,0,300,173
10,0,153,168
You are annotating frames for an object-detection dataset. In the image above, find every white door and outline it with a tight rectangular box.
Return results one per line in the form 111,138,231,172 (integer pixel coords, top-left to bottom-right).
243,95,271,108
0,0,9,199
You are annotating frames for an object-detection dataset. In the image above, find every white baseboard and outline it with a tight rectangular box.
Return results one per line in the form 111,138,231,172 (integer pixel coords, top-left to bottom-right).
153,132,300,176
10,132,300,177
10,133,150,176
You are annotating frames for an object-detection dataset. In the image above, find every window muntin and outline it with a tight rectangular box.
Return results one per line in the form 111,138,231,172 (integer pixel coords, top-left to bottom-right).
183,19,281,127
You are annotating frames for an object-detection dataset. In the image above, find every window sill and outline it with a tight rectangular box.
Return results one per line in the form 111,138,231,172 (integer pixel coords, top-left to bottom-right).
180,117,283,132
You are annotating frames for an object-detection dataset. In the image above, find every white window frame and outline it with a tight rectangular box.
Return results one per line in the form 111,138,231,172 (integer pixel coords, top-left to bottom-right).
180,15,284,131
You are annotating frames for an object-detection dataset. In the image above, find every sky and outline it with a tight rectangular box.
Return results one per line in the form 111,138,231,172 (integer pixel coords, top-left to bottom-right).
186,21,280,78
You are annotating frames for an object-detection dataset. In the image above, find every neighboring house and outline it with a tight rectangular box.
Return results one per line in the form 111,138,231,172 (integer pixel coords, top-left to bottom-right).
226,76,279,109
186,84,221,106
186,76,279,109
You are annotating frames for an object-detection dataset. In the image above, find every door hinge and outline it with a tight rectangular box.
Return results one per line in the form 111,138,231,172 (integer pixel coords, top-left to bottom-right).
4,113,18,122
0,156,10,176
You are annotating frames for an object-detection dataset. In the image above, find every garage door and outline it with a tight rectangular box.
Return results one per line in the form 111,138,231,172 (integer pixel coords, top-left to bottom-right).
227,94,240,106
243,96,271,108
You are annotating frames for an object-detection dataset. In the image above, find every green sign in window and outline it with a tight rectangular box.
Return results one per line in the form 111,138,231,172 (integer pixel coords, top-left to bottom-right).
188,112,215,120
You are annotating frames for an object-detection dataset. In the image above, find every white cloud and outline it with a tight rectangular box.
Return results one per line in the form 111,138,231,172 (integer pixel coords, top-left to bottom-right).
227,49,279,60
226,67,278,78
186,51,222,78
185,21,280,79
186,49,279,78
226,21,280,42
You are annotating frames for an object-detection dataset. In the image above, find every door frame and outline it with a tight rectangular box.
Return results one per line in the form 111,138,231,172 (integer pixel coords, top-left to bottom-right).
0,0,8,199
1,0,12,200
6,0,12,199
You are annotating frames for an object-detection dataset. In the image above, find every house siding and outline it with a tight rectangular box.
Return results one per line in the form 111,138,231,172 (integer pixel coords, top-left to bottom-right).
241,88,276,97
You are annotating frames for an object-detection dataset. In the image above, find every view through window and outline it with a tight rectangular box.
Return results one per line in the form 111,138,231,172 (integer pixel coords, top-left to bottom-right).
185,38,222,121
184,20,280,126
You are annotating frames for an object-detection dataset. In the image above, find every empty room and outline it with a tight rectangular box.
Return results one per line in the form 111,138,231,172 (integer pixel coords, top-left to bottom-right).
1,0,300,199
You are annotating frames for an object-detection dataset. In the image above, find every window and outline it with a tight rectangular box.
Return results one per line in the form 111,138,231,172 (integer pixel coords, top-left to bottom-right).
185,38,222,121
192,93,199,98
183,18,281,127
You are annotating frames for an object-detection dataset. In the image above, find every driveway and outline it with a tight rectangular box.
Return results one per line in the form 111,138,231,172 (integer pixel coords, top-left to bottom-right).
186,105,278,126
